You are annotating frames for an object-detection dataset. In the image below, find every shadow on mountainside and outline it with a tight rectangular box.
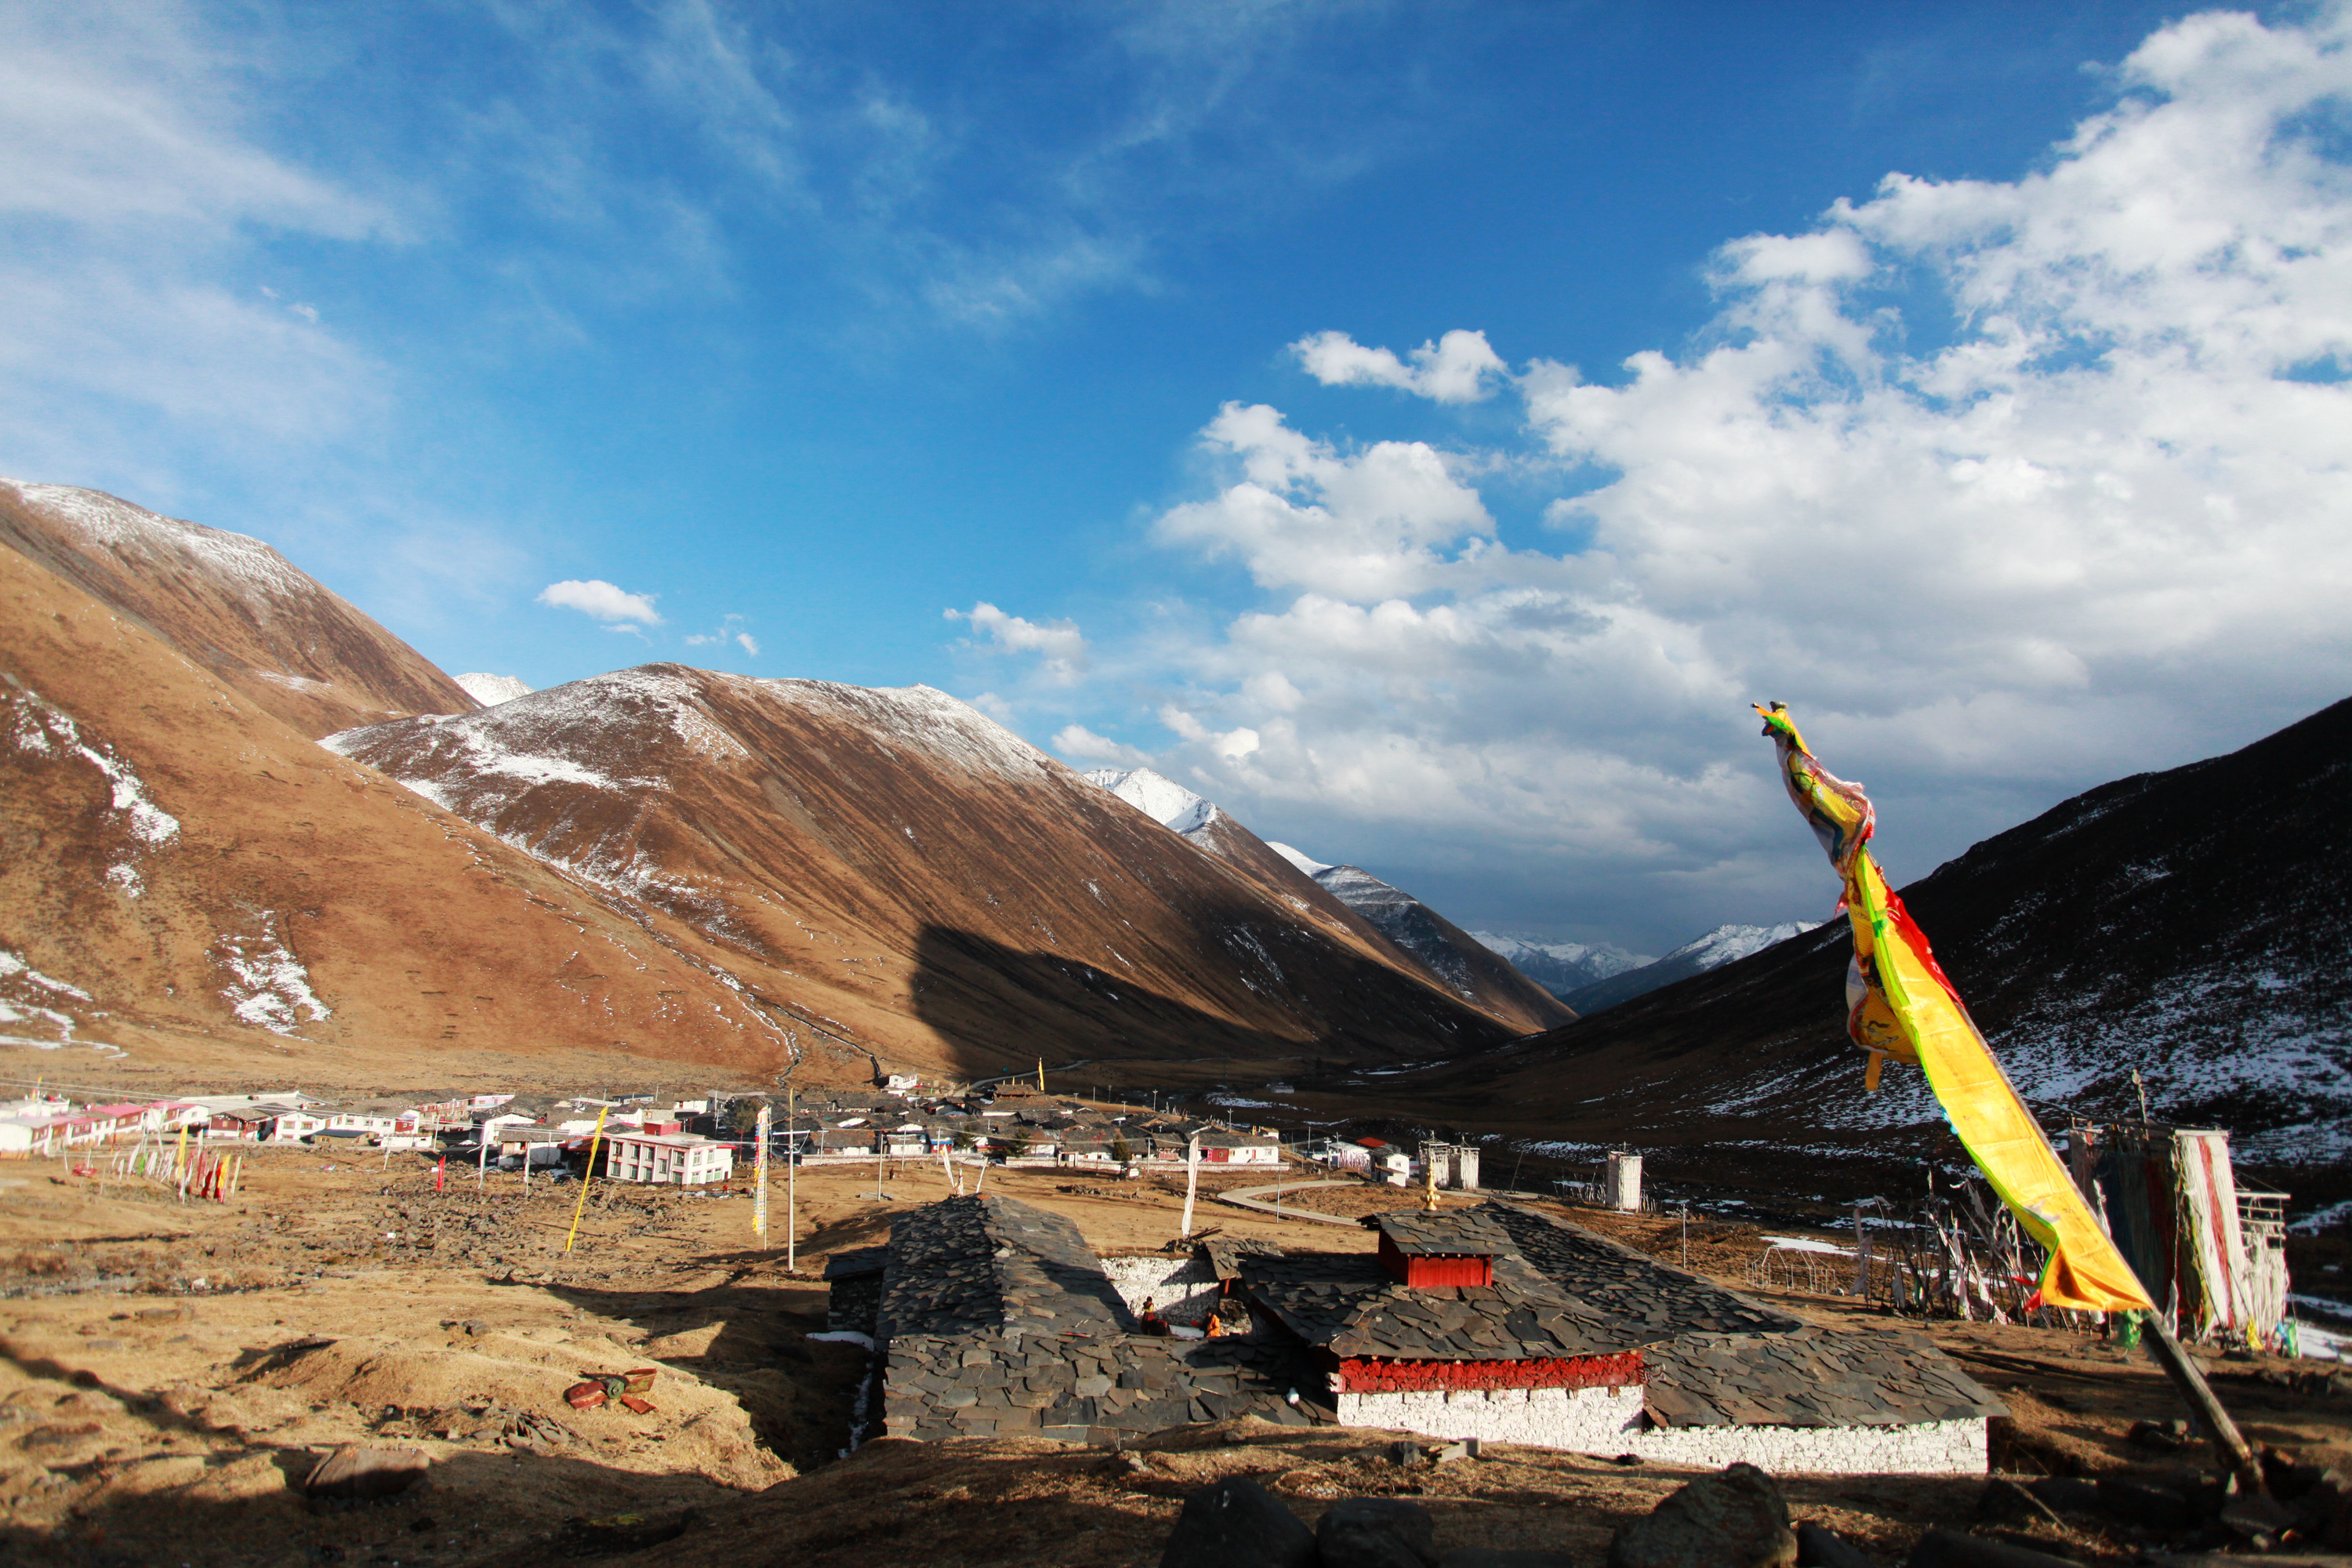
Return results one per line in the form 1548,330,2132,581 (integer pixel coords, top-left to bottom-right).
906,920,1520,1088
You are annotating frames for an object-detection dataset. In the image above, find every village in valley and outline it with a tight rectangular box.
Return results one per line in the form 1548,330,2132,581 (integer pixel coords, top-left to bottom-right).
3,1051,2347,1567
11,4,2352,1563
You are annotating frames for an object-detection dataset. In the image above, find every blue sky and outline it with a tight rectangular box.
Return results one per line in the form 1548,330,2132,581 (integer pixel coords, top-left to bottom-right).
7,1,2350,953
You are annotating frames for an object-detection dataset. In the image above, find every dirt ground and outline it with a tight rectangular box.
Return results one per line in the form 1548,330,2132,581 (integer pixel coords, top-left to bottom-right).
2,1147,2346,1567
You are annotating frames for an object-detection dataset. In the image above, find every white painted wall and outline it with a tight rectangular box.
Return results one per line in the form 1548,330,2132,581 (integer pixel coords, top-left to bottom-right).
1333,1385,1988,1475
1098,1254,1220,1327
1337,1385,1646,1449
1624,1417,1988,1476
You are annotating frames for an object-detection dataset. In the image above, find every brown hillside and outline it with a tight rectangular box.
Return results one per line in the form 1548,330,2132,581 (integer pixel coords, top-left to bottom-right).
1116,797,1572,1036
0,546,826,1086
0,479,477,737
1328,694,2352,1200
326,669,1524,1086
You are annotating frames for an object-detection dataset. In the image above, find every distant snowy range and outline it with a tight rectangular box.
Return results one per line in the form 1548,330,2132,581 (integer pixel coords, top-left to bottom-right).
1082,765,1802,1018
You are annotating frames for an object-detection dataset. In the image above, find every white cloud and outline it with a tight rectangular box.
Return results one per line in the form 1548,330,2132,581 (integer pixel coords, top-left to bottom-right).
1107,5,2352,948
0,5,397,485
539,579,663,625
1291,328,1508,402
1051,724,1150,765
945,601,1089,682
684,613,758,657
1152,402,1497,600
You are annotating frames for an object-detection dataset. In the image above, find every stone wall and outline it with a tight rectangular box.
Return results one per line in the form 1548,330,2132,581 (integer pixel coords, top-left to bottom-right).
1098,1254,1219,1326
1334,1384,1646,1449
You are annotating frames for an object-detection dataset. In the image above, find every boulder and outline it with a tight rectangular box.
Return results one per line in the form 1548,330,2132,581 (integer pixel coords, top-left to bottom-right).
1438,1554,1573,1568
1794,1521,1873,1568
1163,1476,1318,1568
1606,1462,1795,1568
1317,1497,1436,1568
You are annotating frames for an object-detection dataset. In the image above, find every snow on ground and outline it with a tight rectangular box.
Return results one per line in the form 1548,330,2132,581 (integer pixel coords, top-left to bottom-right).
1267,841,1333,877
0,948,93,1043
212,913,329,1035
1083,768,1220,835
1761,1235,1854,1256
2293,1200,2352,1235
455,673,534,706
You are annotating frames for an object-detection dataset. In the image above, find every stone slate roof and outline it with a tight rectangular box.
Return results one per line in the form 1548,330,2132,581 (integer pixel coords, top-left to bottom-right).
1644,1326,2007,1428
1371,1210,1515,1258
1203,1237,1284,1283
882,1328,1320,1443
877,1194,1131,1342
1475,1200,1804,1338
1239,1250,1660,1362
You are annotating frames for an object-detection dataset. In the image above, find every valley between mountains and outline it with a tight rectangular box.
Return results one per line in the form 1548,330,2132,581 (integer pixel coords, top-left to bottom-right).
4,477,2347,1205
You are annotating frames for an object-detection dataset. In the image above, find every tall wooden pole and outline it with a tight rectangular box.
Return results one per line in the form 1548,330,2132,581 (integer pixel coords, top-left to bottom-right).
2142,1311,2268,1499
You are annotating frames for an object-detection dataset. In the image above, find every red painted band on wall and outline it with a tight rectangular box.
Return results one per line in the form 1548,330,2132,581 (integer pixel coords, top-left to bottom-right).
1332,1350,1645,1395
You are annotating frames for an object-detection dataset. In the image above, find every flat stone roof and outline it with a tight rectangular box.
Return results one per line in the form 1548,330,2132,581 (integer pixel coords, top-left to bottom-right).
1475,1200,1803,1338
1646,1327,2006,1428
1239,1248,1661,1362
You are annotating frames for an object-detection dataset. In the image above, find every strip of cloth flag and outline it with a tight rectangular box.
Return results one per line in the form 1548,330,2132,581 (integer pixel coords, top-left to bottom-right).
1755,702,2152,1313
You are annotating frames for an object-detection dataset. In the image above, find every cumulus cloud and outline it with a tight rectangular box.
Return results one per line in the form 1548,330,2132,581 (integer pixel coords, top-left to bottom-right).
1292,328,1508,402
1051,723,1151,765
1153,402,1497,600
1105,5,2352,947
946,601,1089,682
539,579,662,625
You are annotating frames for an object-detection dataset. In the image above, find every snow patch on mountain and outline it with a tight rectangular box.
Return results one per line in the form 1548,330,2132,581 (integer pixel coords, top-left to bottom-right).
456,673,533,706
212,913,329,1036
1661,924,1817,969
1083,767,1220,835
1558,920,1824,1016
0,949,93,1042
6,670,180,898
761,679,1058,781
5,480,316,607
1267,841,1332,877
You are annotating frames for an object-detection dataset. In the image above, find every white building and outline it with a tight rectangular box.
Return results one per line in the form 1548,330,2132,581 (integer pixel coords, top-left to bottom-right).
602,1127,734,1185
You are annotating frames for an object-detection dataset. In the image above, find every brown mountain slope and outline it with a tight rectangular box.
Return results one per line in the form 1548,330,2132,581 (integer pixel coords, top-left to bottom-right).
0,544,804,1083
1079,768,1573,1035
1346,694,2352,1195
1191,818,1571,1035
326,669,1524,1083
0,479,477,737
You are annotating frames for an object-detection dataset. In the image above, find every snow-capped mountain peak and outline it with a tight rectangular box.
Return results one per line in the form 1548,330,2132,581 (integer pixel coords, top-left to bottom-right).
1266,840,1333,877
1082,767,1220,836
456,673,533,706
1468,932,1655,998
